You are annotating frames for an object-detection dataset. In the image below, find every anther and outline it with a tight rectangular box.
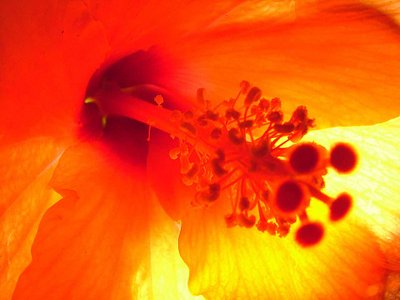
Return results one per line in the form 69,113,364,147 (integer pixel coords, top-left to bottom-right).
185,164,199,178
244,87,262,107
225,109,241,120
215,149,225,161
251,140,269,157
210,128,222,139
239,120,254,129
240,80,251,94
274,122,295,134
211,158,227,176
197,115,208,126
225,213,237,227
201,183,221,202
228,128,244,144
267,111,283,123
239,214,256,228
180,122,197,135
205,110,219,121
259,99,270,111
239,197,251,211
330,143,357,173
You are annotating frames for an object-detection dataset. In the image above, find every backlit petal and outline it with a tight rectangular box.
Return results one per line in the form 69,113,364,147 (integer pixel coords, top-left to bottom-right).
305,116,400,296
179,199,386,299
13,143,151,299
0,138,64,300
177,116,400,299
84,0,246,60
306,117,400,245
169,1,400,127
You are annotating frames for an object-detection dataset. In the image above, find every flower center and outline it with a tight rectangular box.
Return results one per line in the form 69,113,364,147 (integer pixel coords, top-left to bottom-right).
89,81,357,247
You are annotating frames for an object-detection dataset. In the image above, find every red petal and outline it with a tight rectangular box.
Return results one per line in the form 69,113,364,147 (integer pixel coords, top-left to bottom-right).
170,1,400,127
0,138,64,299
13,143,151,299
0,1,108,143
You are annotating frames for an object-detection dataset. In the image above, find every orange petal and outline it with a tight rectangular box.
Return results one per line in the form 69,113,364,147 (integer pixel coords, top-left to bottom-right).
84,0,245,60
169,1,400,128
0,138,64,300
12,143,151,299
179,199,387,299
147,189,205,300
0,1,108,143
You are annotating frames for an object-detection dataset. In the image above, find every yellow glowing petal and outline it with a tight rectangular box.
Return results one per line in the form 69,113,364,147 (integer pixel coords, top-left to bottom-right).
305,117,400,242
149,191,204,300
0,138,64,300
179,199,386,299
10,142,201,299
177,117,400,299
305,116,400,297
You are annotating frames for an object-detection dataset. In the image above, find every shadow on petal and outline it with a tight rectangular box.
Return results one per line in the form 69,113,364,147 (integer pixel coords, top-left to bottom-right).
13,143,151,299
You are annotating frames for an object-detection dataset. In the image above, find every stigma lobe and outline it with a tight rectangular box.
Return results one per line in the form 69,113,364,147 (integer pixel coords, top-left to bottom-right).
274,180,308,215
330,143,357,173
296,222,324,247
289,143,320,174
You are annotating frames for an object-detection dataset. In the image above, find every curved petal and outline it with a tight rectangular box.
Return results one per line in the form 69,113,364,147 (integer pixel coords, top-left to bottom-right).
304,117,400,271
175,116,400,299
0,1,109,143
167,1,400,128
306,117,400,234
84,0,246,61
147,189,205,300
179,199,387,299
12,142,152,299
0,138,64,300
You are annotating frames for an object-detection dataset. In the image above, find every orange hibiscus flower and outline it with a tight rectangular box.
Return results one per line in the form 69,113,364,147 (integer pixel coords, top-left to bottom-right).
1,0,399,299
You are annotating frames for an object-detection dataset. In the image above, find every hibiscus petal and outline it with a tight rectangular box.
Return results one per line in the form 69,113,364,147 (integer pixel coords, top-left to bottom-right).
0,138,64,300
147,189,205,300
169,1,400,127
179,199,387,299
0,1,108,143
175,116,400,299
84,0,246,60
305,117,400,245
12,143,152,299
304,116,400,295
